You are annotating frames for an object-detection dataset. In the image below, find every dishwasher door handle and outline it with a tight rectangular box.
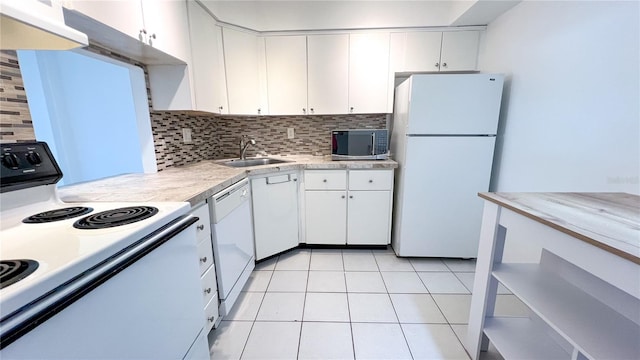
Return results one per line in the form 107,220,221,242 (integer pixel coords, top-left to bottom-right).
266,174,295,185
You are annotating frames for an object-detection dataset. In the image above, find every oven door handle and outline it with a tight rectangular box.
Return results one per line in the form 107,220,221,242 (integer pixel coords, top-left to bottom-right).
0,214,198,350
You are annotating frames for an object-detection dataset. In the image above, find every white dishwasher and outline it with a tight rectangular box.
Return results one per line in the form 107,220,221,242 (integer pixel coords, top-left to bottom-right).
251,172,300,260
209,179,255,318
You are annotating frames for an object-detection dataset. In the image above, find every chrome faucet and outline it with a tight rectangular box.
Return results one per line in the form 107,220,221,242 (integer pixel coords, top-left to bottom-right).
239,136,256,160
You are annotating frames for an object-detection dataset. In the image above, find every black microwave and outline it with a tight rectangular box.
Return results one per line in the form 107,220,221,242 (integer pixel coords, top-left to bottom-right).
331,129,389,160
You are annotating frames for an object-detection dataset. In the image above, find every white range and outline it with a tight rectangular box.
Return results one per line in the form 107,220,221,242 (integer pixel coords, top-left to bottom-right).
0,142,209,359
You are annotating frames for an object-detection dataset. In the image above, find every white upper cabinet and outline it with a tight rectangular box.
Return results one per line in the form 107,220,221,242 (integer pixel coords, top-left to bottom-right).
348,32,390,114
63,0,144,42
64,0,190,62
265,36,307,115
223,27,263,115
65,0,194,111
187,1,228,114
390,31,442,73
440,31,480,71
140,0,191,63
307,34,349,115
390,30,480,73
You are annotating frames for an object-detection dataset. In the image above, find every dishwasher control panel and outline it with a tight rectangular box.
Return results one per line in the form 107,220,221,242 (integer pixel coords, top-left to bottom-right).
211,179,250,223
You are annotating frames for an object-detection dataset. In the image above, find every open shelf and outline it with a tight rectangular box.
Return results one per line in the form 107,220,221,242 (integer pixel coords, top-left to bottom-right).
483,317,569,359
492,264,640,359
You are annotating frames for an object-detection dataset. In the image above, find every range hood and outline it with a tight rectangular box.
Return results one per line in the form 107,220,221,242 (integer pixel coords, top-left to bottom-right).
0,0,88,50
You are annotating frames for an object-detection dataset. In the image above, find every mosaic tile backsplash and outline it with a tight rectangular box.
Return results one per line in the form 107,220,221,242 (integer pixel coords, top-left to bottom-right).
0,45,388,170
0,50,35,143
214,113,388,159
151,112,388,169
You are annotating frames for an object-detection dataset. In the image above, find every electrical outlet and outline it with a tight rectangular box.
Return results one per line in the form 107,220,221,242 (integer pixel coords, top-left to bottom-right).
182,128,193,144
287,127,295,139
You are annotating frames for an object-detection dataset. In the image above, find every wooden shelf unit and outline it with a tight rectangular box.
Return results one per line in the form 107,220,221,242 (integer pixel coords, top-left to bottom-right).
492,263,640,359
466,193,640,360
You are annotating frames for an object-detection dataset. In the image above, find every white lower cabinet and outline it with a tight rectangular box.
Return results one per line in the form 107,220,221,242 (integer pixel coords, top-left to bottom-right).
304,169,393,246
305,191,347,245
251,172,300,260
347,190,391,245
190,202,220,332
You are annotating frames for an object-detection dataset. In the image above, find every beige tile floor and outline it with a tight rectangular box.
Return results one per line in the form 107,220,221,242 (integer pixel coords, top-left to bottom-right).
207,247,527,360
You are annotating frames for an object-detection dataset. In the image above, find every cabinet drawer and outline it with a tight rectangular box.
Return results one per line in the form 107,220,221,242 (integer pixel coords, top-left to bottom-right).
204,295,219,333
305,170,347,190
191,202,211,243
200,265,217,306
349,170,394,190
197,238,214,275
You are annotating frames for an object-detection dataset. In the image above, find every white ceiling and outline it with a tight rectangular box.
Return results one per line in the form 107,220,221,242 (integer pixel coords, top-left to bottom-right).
198,0,521,32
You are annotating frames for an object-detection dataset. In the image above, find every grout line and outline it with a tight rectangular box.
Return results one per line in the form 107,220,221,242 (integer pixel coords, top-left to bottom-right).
380,262,415,359
416,268,433,294
237,318,257,359
343,255,357,360
295,250,311,359
452,271,474,293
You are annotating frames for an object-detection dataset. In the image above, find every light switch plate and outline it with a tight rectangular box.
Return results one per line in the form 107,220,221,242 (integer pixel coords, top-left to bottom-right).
287,127,294,139
182,128,193,144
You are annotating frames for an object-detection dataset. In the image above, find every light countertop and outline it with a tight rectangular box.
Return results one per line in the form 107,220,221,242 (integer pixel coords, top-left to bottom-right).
58,155,397,207
478,192,640,264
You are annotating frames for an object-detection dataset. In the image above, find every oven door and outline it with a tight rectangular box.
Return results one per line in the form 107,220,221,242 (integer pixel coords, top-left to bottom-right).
0,215,207,359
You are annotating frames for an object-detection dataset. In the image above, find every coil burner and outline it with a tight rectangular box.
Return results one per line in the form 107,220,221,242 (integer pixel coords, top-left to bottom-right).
0,260,39,289
73,206,159,229
23,207,93,223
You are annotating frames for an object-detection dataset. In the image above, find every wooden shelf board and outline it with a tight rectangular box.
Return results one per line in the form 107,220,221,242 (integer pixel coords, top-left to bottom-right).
483,317,569,359
492,264,640,360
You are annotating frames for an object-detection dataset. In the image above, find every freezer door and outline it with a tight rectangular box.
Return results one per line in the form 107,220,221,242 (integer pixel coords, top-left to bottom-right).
407,74,504,135
393,136,496,258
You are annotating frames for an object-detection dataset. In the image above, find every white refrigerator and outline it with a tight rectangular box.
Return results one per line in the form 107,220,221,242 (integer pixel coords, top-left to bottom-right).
391,73,504,258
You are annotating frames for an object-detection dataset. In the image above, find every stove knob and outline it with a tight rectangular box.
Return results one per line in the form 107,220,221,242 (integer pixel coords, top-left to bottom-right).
2,153,19,169
26,152,42,165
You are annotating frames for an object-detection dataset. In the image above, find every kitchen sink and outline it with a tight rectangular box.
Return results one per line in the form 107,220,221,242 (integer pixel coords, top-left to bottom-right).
220,158,291,168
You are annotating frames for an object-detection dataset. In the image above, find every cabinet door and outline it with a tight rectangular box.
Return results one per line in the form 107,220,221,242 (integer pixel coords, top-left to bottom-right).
349,33,390,114
265,36,307,115
347,191,391,245
140,0,191,62
223,27,262,115
440,31,480,71
307,34,348,115
65,0,144,40
394,31,442,72
252,174,300,260
305,191,347,245
187,2,228,113
213,26,229,114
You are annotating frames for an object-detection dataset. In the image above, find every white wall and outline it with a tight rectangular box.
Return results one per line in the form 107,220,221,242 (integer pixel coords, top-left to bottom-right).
479,0,639,194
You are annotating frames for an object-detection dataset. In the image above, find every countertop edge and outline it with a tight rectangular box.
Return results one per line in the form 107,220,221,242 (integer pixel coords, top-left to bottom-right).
59,157,398,208
478,192,640,265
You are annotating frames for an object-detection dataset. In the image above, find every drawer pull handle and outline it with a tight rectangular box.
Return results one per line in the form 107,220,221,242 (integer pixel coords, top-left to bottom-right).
208,316,215,322
368,180,373,183
341,195,345,199
323,179,327,182
197,224,205,231
349,195,354,199
200,256,207,263
204,288,212,295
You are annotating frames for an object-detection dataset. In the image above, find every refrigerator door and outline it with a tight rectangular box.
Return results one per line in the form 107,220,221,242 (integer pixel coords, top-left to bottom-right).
392,136,496,258
407,74,504,135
